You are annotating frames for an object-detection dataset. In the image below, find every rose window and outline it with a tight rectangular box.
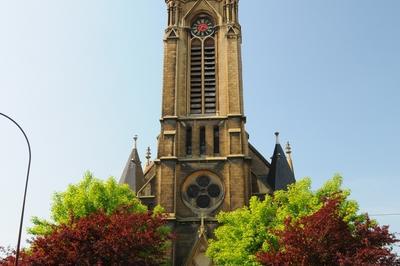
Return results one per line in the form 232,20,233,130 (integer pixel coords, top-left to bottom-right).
182,172,224,213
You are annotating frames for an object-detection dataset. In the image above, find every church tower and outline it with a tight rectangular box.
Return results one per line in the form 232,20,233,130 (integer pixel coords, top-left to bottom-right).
120,1,295,264
158,0,249,212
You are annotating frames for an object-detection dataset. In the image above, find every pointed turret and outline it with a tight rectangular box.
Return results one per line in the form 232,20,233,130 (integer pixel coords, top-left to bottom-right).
119,135,145,193
267,132,296,191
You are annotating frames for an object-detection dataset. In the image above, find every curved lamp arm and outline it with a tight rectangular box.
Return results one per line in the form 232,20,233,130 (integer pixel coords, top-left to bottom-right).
0,113,31,266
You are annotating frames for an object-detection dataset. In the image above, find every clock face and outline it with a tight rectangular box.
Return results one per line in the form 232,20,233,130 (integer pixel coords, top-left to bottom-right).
191,17,214,37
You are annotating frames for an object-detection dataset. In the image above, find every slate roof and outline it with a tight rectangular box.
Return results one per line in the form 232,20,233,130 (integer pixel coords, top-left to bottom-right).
266,132,296,191
119,138,145,193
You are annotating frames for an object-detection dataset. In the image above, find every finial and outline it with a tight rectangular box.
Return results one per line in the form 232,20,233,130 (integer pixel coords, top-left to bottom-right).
198,213,206,237
274,132,280,144
285,141,294,173
145,146,151,165
133,135,138,149
285,141,292,154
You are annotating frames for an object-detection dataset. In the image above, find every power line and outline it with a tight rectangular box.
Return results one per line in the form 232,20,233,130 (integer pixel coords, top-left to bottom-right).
369,213,400,217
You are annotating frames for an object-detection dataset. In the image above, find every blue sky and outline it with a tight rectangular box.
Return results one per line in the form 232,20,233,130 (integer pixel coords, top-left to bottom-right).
0,0,399,250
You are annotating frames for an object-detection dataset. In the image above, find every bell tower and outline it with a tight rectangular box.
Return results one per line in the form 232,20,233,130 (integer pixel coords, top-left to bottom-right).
158,1,253,263
158,0,250,212
120,1,295,265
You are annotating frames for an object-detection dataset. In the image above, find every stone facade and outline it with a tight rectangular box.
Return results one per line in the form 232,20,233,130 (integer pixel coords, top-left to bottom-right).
120,1,295,265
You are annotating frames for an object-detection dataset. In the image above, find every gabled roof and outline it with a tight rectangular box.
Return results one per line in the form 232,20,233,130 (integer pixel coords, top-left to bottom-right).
267,132,296,191
249,142,271,168
119,137,145,193
185,216,213,266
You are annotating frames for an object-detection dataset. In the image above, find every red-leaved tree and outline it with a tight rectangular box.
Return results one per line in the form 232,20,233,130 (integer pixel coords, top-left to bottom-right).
1,209,171,266
257,198,400,266
0,247,30,266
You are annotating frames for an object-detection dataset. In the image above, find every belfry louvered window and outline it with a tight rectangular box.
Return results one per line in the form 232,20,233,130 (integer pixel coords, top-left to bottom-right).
190,15,216,114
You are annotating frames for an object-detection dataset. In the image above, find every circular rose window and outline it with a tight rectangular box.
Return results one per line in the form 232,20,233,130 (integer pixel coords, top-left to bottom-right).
182,171,224,214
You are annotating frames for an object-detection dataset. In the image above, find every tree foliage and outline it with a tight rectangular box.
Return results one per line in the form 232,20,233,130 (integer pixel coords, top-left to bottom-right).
0,246,30,266
29,172,146,235
256,198,400,265
1,209,172,266
206,175,365,265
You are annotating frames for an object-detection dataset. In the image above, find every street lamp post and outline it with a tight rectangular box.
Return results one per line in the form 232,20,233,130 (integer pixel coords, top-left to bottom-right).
0,113,31,266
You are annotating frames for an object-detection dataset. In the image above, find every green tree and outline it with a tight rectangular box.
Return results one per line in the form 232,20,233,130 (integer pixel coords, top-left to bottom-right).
207,175,365,266
29,171,146,236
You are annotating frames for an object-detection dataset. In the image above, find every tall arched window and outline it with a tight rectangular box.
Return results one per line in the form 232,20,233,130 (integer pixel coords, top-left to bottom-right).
190,15,216,114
